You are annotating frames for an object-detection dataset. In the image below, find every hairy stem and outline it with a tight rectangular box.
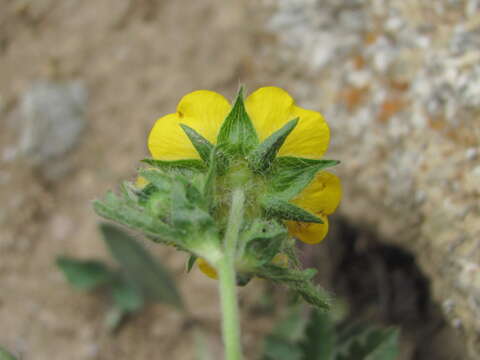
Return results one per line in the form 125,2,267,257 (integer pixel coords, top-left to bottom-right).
218,187,244,360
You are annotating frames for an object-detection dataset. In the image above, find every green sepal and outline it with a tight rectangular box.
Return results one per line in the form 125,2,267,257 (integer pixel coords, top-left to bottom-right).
186,254,197,273
138,169,172,192
248,118,298,173
241,219,288,265
202,149,218,208
261,197,323,223
170,178,213,230
179,124,214,163
256,265,330,310
142,158,206,171
120,181,142,203
237,273,254,287
269,157,340,200
216,87,259,155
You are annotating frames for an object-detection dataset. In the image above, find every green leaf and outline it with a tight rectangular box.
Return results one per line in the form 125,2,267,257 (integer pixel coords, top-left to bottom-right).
142,158,206,171
216,87,259,154
262,306,307,360
93,193,183,246
256,265,330,310
273,305,309,343
56,256,113,291
186,255,197,273
180,124,214,163
0,347,17,360
263,337,303,360
301,310,336,360
99,223,184,309
104,306,128,333
337,328,400,360
248,118,298,172
269,157,340,200
261,197,323,223
111,276,145,312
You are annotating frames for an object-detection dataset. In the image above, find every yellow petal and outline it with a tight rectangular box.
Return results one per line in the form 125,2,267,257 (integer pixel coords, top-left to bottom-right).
135,176,149,189
292,172,341,215
148,90,231,160
272,253,289,267
287,215,329,244
245,86,330,158
197,258,218,280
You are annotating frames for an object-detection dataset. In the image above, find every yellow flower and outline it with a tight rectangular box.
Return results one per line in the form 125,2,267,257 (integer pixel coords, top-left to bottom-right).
197,258,218,279
148,86,341,244
271,253,289,267
287,172,342,244
135,175,149,189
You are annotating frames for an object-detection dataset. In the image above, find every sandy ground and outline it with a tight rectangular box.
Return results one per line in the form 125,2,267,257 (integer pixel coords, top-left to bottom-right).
0,1,277,359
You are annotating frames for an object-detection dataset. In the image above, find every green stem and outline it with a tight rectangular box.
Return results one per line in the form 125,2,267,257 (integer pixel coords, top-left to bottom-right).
218,188,244,360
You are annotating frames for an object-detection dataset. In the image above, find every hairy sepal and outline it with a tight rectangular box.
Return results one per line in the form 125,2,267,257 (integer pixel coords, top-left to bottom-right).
216,87,259,155
179,124,214,163
241,219,288,265
248,118,298,173
268,157,340,200
261,197,323,223
170,179,213,230
142,158,206,171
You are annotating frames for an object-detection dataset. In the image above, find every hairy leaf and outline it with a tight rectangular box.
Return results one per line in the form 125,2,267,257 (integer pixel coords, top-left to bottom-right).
262,306,307,360
100,223,184,309
111,276,145,312
93,192,183,246
337,328,399,360
301,310,336,360
257,265,330,310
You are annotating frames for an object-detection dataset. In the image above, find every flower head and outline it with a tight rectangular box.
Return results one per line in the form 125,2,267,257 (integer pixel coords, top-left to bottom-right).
148,87,341,245
95,86,340,309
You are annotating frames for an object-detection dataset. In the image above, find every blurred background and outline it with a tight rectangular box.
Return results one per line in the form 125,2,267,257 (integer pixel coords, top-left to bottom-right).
1,0,479,359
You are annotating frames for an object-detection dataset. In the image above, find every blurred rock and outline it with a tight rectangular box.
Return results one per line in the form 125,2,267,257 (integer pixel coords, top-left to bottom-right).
263,0,480,358
19,81,87,180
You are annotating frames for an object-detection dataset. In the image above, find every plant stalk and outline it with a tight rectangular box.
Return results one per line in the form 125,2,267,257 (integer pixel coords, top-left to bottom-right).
218,187,244,360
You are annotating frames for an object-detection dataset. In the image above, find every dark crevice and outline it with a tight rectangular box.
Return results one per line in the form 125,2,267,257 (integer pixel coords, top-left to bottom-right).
301,216,466,360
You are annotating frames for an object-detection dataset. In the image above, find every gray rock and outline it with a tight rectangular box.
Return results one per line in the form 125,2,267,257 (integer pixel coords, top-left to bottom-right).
19,81,87,179
263,0,480,358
